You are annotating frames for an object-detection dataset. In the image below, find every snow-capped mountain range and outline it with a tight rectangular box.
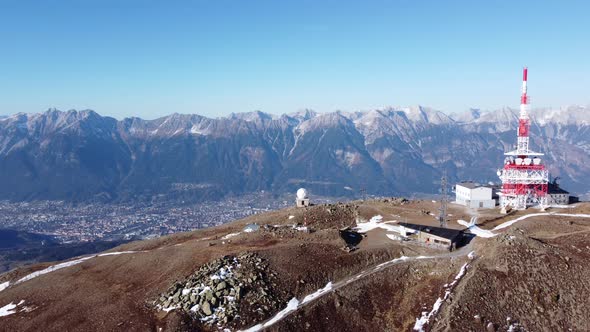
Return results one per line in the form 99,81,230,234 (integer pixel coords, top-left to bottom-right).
0,106,589,201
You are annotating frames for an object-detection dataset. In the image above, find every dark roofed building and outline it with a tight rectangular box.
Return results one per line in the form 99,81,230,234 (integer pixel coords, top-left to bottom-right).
548,183,569,205
399,222,463,251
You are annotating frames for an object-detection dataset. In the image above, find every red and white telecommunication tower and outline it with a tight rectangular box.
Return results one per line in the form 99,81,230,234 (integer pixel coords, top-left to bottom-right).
497,67,548,210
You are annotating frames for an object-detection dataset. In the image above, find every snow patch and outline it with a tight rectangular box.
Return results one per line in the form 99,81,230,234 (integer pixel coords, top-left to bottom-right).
292,225,308,232
240,254,452,332
0,302,18,317
457,218,496,238
162,305,180,313
198,286,212,295
98,251,141,257
263,297,300,327
493,213,590,231
301,282,333,304
221,232,241,240
239,281,333,331
213,263,239,282
15,251,141,285
240,297,300,332
550,204,577,209
0,300,26,317
190,125,203,135
15,256,95,284
386,234,402,241
0,282,9,293
354,215,401,233
414,261,471,331
455,213,590,239
288,215,295,220
375,256,410,270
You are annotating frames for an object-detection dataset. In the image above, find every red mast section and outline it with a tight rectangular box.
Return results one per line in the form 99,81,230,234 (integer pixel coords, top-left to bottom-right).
518,67,529,142
498,67,549,210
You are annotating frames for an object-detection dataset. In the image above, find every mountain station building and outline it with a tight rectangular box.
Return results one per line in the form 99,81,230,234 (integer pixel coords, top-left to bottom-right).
398,222,463,251
454,182,496,209
548,183,570,205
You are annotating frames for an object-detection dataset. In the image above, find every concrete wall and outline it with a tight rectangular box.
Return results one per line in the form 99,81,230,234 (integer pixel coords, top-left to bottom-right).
471,187,492,200
466,199,496,209
455,184,494,208
415,232,452,246
296,198,310,207
455,185,471,204
550,193,569,205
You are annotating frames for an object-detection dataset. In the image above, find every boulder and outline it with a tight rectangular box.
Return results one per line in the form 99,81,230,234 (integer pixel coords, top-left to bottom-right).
201,301,212,316
216,281,227,291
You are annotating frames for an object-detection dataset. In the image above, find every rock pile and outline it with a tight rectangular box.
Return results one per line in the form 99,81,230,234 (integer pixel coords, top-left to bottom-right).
382,197,408,205
154,252,284,328
261,223,311,238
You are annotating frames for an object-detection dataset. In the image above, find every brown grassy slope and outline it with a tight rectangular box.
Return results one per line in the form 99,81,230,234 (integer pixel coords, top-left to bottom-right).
271,256,470,332
433,208,590,332
0,200,458,332
4,200,585,332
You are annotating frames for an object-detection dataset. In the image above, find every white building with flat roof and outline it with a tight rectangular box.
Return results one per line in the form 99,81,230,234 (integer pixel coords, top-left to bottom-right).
454,182,496,209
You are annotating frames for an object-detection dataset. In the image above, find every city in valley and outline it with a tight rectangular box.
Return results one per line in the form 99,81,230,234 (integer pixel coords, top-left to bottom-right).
0,194,298,243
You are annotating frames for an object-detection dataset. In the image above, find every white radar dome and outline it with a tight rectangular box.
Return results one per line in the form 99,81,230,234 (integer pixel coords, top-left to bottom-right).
296,188,308,199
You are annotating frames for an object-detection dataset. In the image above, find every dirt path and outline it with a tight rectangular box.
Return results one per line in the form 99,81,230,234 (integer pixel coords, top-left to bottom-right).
530,227,590,240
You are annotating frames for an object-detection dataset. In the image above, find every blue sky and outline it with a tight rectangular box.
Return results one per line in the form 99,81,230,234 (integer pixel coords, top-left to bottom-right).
1,0,589,119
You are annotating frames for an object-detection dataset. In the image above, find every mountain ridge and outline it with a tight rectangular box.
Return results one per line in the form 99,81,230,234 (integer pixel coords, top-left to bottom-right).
1,106,589,201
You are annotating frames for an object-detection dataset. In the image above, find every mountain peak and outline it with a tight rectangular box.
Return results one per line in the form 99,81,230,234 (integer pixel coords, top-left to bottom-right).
228,110,275,123
289,109,317,122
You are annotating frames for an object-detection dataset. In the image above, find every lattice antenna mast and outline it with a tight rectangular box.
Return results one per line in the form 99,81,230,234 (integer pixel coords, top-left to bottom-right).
359,186,367,201
497,67,549,211
438,171,448,228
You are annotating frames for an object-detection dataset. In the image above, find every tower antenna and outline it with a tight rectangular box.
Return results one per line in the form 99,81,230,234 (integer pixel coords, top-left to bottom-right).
438,170,448,228
497,67,549,211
